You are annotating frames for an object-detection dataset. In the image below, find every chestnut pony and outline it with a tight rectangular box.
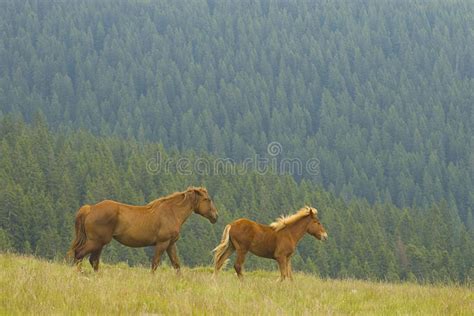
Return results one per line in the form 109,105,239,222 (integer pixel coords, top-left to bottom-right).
68,187,218,272
213,206,327,281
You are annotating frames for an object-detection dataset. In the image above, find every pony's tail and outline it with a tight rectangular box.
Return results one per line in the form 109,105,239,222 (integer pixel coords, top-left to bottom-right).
66,205,90,260
213,224,233,275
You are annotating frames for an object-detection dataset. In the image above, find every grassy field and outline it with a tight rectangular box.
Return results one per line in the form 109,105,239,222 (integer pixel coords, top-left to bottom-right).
0,254,472,315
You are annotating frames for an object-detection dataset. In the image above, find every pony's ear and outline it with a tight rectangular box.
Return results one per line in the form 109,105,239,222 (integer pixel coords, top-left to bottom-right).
187,186,201,195
195,187,208,196
309,207,318,215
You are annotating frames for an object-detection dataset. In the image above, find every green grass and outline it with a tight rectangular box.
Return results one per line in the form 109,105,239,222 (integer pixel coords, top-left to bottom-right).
0,253,472,315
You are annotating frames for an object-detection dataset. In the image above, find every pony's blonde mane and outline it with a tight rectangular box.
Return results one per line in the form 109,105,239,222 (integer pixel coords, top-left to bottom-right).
147,186,207,209
270,206,317,231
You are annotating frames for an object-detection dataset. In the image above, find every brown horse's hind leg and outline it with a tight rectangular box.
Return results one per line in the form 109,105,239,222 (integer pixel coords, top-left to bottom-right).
234,249,247,279
74,240,102,271
89,247,103,272
74,257,84,272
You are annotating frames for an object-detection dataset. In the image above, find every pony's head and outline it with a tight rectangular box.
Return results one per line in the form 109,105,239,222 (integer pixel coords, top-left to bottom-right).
189,187,218,223
306,206,328,241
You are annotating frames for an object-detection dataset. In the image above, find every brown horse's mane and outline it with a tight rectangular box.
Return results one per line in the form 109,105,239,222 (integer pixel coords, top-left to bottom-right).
270,206,317,231
146,186,207,210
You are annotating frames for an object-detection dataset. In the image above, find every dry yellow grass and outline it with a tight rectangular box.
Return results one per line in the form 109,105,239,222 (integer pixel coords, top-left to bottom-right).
0,253,472,315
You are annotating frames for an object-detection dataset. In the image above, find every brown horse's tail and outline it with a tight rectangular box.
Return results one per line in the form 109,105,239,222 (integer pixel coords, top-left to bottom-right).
66,205,90,260
212,224,233,275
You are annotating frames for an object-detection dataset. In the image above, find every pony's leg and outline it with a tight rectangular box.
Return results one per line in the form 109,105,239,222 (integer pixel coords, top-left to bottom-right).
89,246,103,272
151,240,170,273
234,249,247,279
276,256,288,281
166,242,181,274
215,246,234,274
286,257,293,281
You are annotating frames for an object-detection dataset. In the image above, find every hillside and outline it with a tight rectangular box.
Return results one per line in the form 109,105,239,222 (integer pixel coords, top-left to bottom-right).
0,254,472,315
1,119,473,283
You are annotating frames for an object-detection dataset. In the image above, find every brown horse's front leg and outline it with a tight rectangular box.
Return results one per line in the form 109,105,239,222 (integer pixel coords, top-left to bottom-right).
152,241,170,273
276,256,288,281
166,242,181,275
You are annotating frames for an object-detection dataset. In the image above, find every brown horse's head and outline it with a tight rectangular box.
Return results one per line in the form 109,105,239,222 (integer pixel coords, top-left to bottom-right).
306,206,328,241
190,187,218,223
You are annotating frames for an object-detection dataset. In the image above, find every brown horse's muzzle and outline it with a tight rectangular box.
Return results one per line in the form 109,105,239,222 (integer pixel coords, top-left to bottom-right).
208,201,218,223
209,213,218,223
209,206,219,224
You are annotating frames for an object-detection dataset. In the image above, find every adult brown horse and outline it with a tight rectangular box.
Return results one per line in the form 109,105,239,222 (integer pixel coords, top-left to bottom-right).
68,187,218,272
213,206,327,281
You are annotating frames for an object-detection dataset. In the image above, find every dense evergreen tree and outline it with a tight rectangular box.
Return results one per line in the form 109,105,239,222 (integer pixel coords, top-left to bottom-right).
0,0,472,224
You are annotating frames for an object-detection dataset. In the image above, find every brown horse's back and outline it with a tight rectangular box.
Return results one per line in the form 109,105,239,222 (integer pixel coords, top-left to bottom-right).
85,200,159,247
230,219,277,259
